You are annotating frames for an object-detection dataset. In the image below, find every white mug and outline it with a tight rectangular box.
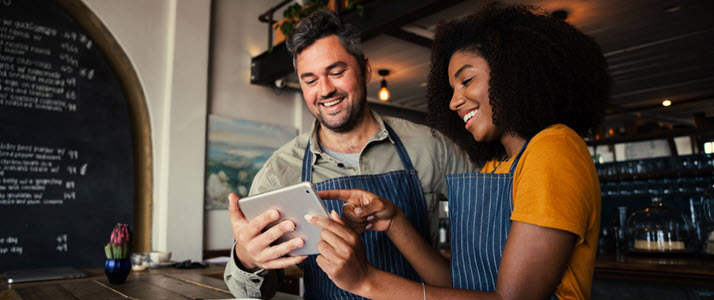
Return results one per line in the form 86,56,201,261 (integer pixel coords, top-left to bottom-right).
149,251,172,264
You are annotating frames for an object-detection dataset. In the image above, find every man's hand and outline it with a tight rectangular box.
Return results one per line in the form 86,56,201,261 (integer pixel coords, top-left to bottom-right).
318,189,401,234
228,193,307,271
306,210,376,295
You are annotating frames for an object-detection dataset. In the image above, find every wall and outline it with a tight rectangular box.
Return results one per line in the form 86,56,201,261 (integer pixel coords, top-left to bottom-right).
81,0,211,261
81,0,310,257
204,0,313,251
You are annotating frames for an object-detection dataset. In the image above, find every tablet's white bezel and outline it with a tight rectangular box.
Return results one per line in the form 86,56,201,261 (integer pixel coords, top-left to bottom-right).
238,182,329,256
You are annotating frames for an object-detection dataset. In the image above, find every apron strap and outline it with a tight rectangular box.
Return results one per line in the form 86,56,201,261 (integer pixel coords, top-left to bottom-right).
384,123,416,171
301,144,313,182
301,122,416,182
507,140,530,173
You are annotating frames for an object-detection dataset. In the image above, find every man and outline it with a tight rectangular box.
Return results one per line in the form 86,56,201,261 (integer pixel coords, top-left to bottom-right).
224,10,474,299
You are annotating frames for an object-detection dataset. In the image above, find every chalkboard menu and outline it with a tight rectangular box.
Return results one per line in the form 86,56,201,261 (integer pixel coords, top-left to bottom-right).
0,0,135,271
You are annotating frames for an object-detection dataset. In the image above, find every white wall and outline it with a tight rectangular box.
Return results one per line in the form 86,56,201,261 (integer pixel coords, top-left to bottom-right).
83,0,312,256
204,0,313,251
82,0,211,261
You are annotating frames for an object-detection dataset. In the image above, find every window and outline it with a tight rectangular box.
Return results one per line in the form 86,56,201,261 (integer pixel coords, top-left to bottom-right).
620,139,671,161
705,141,714,154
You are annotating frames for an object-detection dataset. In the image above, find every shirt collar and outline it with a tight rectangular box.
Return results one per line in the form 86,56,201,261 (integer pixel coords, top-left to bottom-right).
307,108,393,157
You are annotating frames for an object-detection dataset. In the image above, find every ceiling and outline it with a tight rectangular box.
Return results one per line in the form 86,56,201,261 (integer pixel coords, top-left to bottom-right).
262,0,714,131
356,0,714,130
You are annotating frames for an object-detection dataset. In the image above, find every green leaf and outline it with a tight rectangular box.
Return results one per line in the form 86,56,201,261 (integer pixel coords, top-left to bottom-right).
302,0,327,17
104,244,112,259
280,21,294,37
284,3,302,18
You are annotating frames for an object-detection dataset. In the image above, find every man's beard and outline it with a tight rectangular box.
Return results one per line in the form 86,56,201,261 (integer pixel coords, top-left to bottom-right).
316,83,367,133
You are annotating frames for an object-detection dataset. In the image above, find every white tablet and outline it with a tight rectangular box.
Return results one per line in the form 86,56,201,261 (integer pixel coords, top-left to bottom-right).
238,182,330,256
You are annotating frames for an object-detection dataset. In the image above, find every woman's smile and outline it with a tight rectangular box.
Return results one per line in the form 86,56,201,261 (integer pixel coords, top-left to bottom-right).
460,108,478,129
448,51,500,142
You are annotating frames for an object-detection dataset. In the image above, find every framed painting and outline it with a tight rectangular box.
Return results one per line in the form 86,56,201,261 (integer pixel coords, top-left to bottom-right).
204,115,297,210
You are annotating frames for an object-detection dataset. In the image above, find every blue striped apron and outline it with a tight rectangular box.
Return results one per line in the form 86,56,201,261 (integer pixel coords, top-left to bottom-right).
446,143,558,299
301,124,429,300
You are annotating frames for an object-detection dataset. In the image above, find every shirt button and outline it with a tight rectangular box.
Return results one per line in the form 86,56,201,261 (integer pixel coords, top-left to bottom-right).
337,163,344,168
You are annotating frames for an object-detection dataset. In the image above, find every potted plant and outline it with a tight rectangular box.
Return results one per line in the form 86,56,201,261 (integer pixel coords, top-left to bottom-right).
273,0,364,45
104,223,132,284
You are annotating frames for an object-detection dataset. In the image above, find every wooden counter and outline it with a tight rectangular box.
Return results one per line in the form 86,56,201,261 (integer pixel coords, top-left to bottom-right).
0,264,235,300
595,254,714,287
8,256,711,299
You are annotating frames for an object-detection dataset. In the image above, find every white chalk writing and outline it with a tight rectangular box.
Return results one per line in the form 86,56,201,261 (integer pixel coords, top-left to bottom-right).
0,142,85,206
0,17,92,113
0,236,23,255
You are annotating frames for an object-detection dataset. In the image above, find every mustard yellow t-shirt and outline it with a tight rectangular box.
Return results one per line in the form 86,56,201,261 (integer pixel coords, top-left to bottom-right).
481,124,601,300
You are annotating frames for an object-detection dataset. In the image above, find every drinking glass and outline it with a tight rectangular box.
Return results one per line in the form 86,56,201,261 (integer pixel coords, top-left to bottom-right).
131,253,150,271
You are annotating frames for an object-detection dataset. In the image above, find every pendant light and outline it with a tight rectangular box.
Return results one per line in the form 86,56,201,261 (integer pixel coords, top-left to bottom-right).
378,69,390,101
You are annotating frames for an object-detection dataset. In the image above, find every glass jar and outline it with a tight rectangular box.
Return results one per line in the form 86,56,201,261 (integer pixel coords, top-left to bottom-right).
701,184,714,255
628,197,697,253
632,180,647,196
131,253,150,271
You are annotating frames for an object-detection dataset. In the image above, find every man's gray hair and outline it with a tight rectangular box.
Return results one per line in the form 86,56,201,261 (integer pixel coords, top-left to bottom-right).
286,10,366,75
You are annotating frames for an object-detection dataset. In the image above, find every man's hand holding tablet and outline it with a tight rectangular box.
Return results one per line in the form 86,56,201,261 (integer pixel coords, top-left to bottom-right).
229,182,331,271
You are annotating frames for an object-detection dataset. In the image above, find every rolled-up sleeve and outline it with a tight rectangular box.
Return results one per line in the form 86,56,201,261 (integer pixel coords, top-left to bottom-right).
224,243,280,299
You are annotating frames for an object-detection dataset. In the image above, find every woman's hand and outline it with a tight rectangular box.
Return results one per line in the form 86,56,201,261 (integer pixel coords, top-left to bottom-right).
317,189,453,291
318,189,402,234
305,210,376,296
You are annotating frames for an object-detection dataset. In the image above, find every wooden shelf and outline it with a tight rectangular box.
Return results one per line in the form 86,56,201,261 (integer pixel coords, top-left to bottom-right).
599,167,714,182
586,128,714,146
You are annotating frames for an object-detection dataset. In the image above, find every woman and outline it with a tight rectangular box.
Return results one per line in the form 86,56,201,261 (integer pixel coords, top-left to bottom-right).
306,3,610,299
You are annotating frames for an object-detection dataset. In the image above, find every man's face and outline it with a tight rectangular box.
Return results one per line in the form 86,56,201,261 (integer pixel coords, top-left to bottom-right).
296,35,371,132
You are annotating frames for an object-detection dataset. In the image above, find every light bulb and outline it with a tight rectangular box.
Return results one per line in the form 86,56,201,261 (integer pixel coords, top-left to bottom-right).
379,86,390,101
662,99,671,107
379,78,390,101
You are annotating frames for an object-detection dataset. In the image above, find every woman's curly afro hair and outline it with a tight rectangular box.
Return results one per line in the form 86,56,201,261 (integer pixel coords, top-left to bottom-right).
426,2,611,166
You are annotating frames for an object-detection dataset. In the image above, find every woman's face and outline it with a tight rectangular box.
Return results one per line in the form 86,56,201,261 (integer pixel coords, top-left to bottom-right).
448,51,502,142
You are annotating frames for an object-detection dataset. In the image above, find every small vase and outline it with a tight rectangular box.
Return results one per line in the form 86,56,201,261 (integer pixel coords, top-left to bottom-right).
105,258,132,284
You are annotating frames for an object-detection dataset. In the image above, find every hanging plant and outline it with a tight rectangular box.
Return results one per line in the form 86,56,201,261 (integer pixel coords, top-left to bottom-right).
275,0,365,38
346,0,365,16
275,0,329,37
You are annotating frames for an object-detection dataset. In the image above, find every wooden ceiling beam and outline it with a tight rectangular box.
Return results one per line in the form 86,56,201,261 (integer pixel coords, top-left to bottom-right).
386,28,432,48
608,95,714,115
347,0,467,41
